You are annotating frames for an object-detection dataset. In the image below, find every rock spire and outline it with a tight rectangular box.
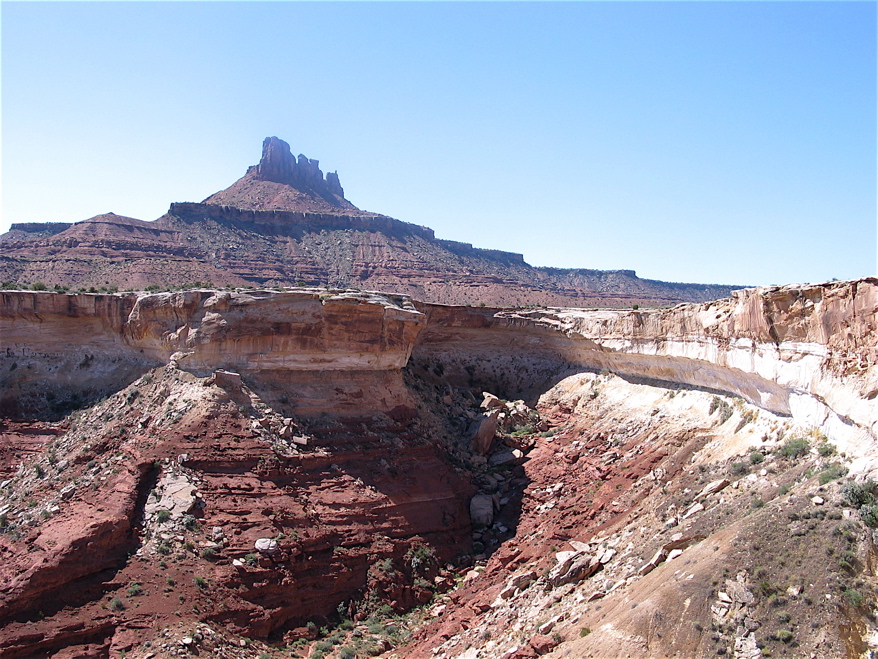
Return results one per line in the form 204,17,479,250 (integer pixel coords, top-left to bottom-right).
255,136,344,198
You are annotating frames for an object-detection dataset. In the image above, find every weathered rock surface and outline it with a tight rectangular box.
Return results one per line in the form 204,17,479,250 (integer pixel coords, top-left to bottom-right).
0,278,876,658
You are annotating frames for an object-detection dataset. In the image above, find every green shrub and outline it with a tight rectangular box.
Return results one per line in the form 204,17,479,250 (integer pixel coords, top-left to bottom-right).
182,514,198,529
844,588,864,607
777,437,810,459
819,463,848,485
155,509,171,523
31,282,47,291
730,462,748,476
776,630,793,643
842,479,877,508
201,547,217,559
749,451,765,465
818,442,837,457
109,597,125,612
580,627,592,637
127,582,142,597
194,576,207,589
860,504,878,528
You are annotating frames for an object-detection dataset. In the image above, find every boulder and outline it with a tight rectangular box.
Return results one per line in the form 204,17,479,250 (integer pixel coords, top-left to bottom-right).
471,410,500,455
470,495,495,528
546,550,601,589
254,538,279,555
695,478,730,502
481,392,504,410
529,634,559,655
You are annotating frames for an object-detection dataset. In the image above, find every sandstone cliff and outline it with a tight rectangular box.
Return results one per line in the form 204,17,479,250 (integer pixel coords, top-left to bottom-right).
1,279,876,658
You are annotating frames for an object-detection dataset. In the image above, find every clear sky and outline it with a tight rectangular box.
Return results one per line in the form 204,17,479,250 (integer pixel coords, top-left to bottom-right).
2,1,875,287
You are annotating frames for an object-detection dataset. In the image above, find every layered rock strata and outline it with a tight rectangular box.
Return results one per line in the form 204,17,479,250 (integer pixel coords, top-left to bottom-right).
0,137,738,306
412,278,878,473
0,278,876,657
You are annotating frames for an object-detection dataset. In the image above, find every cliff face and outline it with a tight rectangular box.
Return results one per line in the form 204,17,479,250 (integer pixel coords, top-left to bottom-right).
412,279,878,470
1,280,876,658
1,289,423,418
3,280,876,463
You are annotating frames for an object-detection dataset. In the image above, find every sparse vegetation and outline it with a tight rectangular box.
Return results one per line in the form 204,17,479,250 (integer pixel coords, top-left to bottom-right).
777,437,810,459
818,463,848,485
155,509,171,523
109,597,125,612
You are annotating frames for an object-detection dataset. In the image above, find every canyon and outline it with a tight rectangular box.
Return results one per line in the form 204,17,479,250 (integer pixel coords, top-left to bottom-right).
1,277,877,658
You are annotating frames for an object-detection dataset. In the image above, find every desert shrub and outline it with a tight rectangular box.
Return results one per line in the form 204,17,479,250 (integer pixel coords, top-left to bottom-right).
777,437,810,459
842,479,877,508
819,463,848,485
844,588,864,607
201,547,217,559
245,553,259,566
157,542,171,555
194,576,207,589
580,627,592,637
749,451,765,465
729,462,748,476
376,557,395,574
776,630,793,643
406,543,436,572
818,442,837,457
860,504,878,528
31,282,47,291
155,509,171,523
182,514,198,529
109,597,125,611
735,409,757,433
127,582,142,597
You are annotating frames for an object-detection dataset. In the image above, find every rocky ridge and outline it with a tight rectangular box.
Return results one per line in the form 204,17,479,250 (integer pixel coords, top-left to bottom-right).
0,278,876,658
0,137,738,307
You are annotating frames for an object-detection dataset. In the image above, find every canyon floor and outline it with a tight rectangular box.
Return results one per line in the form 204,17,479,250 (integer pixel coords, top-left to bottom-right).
1,279,876,658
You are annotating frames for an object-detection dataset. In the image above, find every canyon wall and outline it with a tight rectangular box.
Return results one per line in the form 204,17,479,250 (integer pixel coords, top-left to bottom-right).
3,279,876,466
0,289,424,418
412,278,878,472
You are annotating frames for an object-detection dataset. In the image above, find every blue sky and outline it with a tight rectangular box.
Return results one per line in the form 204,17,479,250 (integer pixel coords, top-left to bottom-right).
2,1,875,286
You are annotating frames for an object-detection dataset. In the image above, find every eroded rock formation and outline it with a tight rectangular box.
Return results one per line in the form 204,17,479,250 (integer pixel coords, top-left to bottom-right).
0,137,739,306
0,278,876,658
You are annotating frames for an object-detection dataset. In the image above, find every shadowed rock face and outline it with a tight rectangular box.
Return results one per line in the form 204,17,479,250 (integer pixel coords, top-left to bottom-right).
255,136,344,199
